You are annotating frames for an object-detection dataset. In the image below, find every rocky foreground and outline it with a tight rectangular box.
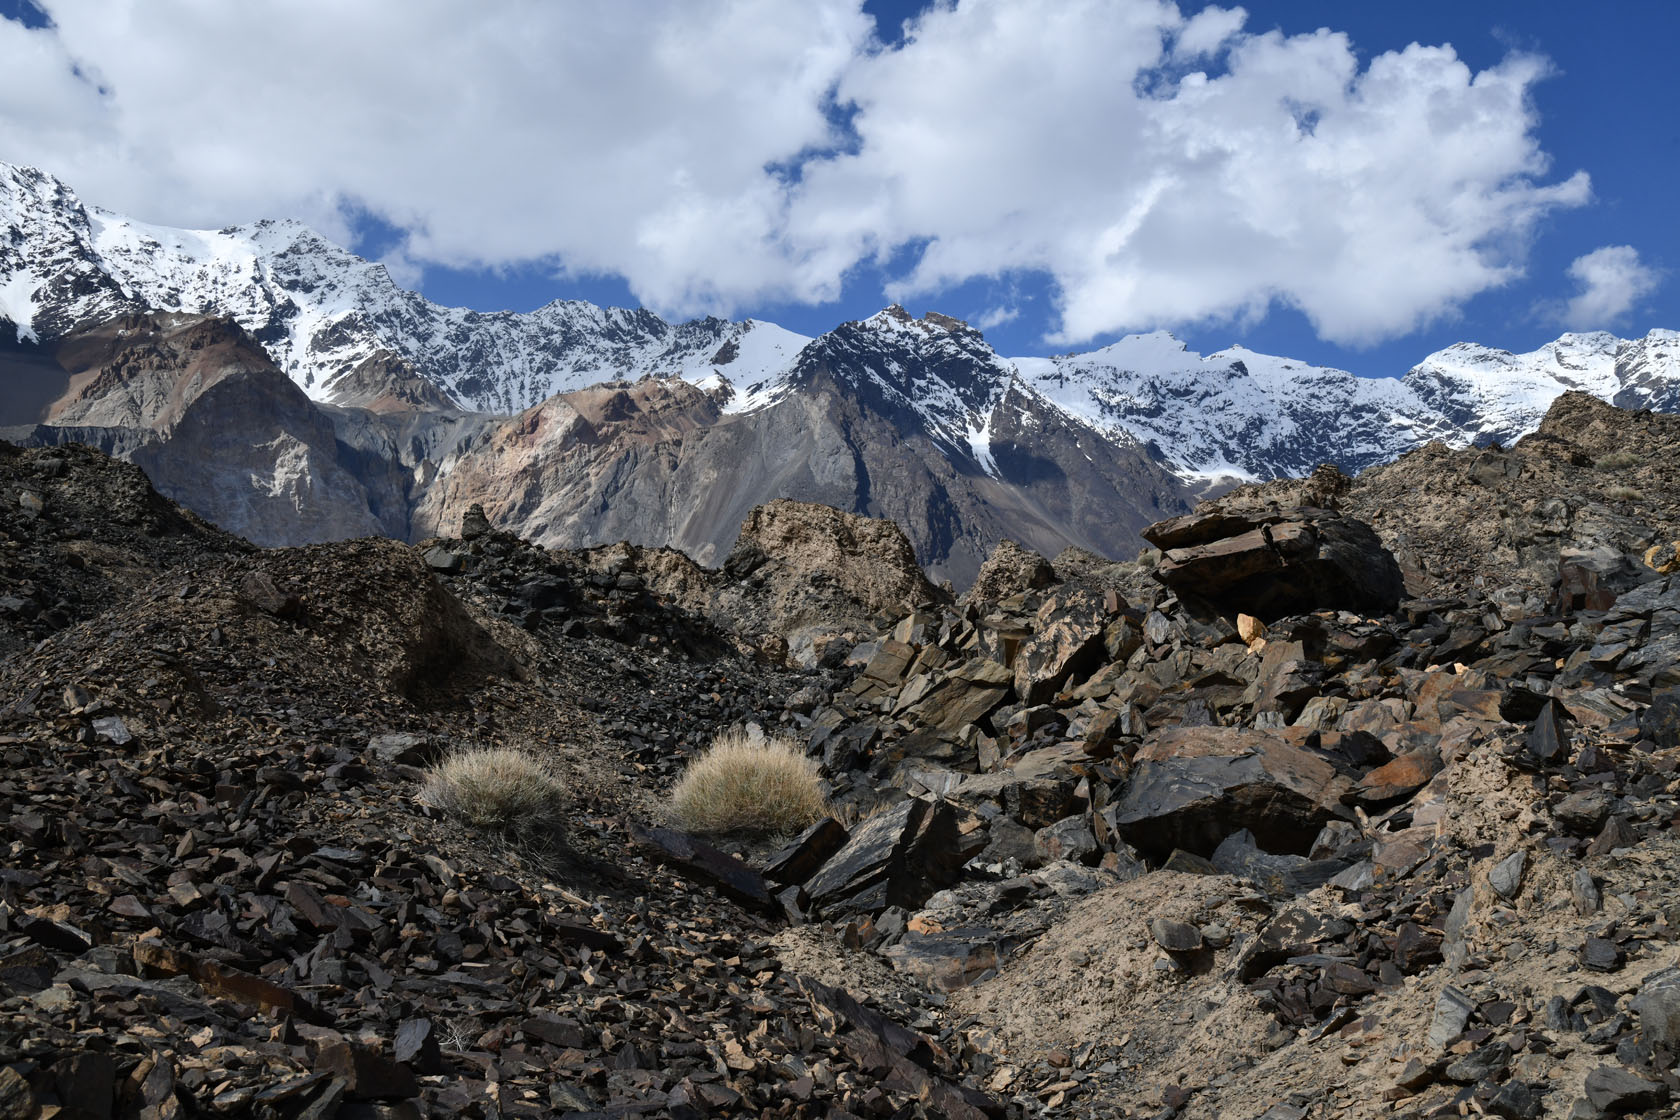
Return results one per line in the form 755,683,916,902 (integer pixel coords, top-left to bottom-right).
1,391,1679,1119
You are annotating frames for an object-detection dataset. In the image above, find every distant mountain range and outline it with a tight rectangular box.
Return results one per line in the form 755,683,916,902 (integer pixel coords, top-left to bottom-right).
3,160,1677,583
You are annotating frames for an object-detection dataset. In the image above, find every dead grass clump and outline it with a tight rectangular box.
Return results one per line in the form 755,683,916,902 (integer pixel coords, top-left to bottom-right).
421,747,565,833
668,730,827,835
1595,451,1642,470
1606,484,1644,502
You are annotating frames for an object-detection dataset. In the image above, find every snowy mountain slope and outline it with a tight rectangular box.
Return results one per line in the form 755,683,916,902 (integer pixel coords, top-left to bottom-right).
1,162,808,413
788,305,1027,478
1009,328,1680,484
1402,330,1680,443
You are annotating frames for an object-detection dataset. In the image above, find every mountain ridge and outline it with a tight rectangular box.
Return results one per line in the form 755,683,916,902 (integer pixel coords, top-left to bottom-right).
4,159,1680,587
6,159,1677,491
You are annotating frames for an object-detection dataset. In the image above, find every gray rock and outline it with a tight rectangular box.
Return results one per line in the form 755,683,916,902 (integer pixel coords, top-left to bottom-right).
1489,850,1528,900
1112,728,1355,860
1580,937,1624,973
1428,985,1476,1048
423,546,463,573
1211,828,1352,897
1630,967,1680,1046
1487,1079,1541,1120
1141,505,1404,621
1034,815,1099,866
1571,868,1602,916
804,798,983,917
1583,1066,1668,1112
1554,788,1616,836
1442,888,1473,972
91,715,132,745
1444,1041,1511,1083
1527,698,1570,764
1149,919,1202,953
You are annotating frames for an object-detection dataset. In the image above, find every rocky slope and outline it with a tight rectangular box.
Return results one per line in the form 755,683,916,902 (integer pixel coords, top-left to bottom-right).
6,393,1680,1119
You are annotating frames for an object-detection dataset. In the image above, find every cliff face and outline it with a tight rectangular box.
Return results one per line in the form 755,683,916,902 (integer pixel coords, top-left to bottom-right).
4,312,398,546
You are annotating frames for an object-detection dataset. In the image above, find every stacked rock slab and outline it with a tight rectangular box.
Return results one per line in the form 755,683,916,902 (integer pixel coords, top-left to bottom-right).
1142,505,1406,621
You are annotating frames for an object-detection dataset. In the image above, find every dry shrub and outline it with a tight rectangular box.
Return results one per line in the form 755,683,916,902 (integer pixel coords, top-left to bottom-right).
1595,451,1642,470
421,747,565,833
1606,484,1644,502
668,730,827,835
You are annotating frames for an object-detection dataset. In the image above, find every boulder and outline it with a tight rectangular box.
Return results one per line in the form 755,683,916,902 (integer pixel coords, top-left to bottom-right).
803,799,984,918
1141,506,1404,621
1114,728,1355,859
1012,588,1114,704
964,539,1055,608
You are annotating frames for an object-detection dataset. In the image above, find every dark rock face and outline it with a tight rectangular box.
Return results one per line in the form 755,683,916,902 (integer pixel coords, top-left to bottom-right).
1142,505,1404,621
1112,728,1355,858
803,798,984,918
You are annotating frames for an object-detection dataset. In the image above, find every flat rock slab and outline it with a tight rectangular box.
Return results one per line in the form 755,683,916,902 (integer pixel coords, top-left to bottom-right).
628,823,776,913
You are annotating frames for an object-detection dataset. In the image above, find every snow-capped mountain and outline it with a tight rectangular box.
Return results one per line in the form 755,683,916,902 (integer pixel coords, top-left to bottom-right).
1011,329,1680,485
0,162,807,414
5,158,1680,580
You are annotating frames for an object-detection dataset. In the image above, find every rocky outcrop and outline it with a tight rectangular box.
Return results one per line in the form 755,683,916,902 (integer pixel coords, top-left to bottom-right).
1142,503,1405,621
1225,391,1680,604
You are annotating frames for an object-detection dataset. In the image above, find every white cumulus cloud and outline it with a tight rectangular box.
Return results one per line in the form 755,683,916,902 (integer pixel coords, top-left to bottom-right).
1560,245,1662,329
0,0,1592,344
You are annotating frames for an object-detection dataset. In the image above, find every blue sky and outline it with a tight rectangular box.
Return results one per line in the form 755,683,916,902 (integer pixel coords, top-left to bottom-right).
0,1,1672,375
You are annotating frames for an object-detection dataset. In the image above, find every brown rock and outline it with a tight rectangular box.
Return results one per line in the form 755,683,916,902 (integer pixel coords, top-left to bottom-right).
1354,750,1443,803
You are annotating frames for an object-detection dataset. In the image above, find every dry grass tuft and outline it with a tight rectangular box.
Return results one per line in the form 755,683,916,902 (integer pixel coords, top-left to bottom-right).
1595,451,1642,470
668,730,828,836
1606,484,1644,502
421,747,566,834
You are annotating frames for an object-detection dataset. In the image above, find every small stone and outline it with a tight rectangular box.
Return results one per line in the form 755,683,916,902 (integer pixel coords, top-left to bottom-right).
1586,816,1638,858
1527,699,1569,763
1429,985,1477,1049
1444,1041,1511,1083
92,715,133,745
1630,967,1680,1046
393,1019,443,1075
460,503,491,539
0,1068,36,1120
1149,918,1202,953
1487,1079,1541,1120
314,1041,418,1099
1579,937,1624,973
422,546,463,574
1639,687,1680,748
1554,789,1615,836
1442,888,1473,971
1571,868,1602,916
